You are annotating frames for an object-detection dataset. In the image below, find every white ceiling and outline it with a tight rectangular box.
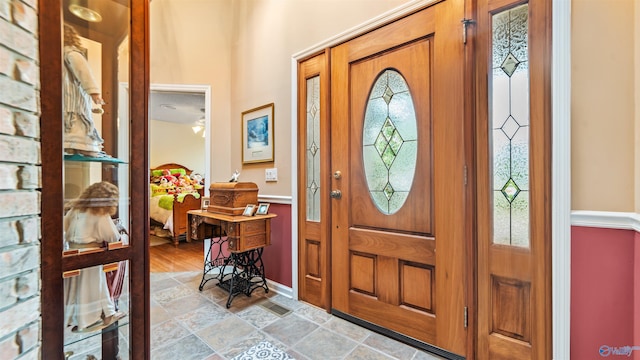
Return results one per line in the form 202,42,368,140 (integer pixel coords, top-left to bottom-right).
149,90,205,125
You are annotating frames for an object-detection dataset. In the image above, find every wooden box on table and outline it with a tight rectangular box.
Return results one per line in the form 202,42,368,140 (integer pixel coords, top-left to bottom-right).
207,182,258,215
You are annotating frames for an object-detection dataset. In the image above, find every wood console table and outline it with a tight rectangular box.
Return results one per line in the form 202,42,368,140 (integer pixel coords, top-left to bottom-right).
186,210,277,307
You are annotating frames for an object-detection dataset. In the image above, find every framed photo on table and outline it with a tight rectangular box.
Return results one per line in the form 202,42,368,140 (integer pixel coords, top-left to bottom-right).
242,103,274,164
256,203,270,215
201,197,210,210
242,204,257,216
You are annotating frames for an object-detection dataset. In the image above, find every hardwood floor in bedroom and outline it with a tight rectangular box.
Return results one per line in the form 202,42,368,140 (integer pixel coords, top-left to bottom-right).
150,239,203,272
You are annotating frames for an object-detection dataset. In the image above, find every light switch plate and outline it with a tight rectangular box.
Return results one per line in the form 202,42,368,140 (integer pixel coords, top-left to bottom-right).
265,168,278,182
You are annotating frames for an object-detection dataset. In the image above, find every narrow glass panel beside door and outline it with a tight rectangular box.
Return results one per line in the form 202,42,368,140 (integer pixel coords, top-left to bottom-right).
306,76,321,221
491,4,530,247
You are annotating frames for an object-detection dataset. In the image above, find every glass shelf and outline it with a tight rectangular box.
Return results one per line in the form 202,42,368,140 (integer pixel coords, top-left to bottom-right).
64,319,130,347
64,153,127,164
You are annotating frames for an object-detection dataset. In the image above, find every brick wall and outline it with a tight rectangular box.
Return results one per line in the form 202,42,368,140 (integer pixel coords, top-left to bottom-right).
0,0,41,359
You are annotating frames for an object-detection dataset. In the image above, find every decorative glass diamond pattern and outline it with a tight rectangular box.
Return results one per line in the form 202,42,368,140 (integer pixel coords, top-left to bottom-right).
373,117,405,170
383,86,394,104
374,133,388,155
501,116,520,139
309,180,319,194
389,131,403,154
382,118,395,139
501,53,520,77
501,178,520,203
306,76,321,222
383,183,394,200
491,4,530,247
381,146,396,169
309,103,318,119
363,69,417,215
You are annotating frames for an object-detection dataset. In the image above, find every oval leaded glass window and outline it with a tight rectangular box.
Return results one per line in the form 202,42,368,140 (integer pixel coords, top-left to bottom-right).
363,69,417,215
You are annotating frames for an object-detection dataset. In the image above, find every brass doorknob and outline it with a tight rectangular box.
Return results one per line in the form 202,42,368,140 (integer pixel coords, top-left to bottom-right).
330,190,342,199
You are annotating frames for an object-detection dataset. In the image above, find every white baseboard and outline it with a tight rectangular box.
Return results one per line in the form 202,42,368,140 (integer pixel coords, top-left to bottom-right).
266,279,293,299
571,210,640,233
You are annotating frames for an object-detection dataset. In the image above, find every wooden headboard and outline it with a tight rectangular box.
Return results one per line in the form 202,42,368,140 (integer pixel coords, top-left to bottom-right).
151,163,194,175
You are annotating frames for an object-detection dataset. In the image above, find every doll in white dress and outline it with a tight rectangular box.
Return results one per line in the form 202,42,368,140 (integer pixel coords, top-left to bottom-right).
64,181,125,332
63,24,107,157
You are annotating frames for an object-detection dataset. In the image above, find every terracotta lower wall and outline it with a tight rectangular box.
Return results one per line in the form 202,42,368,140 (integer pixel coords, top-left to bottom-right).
262,203,292,287
571,226,637,359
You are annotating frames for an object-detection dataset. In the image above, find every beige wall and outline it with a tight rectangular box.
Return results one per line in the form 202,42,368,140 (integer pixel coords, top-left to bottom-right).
150,0,233,183
571,0,637,212
149,119,206,174
151,0,408,195
230,0,407,196
636,0,640,213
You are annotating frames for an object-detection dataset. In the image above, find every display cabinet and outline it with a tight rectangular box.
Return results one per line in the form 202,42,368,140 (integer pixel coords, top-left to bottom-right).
40,0,150,359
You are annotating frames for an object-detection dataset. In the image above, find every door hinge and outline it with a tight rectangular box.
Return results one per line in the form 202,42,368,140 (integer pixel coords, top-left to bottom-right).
461,19,475,44
464,306,468,328
464,165,468,186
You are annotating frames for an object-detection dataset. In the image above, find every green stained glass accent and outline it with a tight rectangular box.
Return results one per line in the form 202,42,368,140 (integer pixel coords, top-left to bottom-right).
491,4,530,247
389,131,403,154
501,178,521,203
383,87,394,104
374,133,387,155
363,69,417,215
382,118,395,139
384,183,394,200
381,146,396,169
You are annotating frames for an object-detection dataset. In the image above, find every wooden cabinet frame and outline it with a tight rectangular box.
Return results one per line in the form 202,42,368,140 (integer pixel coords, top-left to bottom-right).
39,1,150,358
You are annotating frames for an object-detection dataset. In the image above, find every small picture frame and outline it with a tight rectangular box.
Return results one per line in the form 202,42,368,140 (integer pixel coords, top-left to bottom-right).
242,204,257,216
201,197,210,210
256,203,270,215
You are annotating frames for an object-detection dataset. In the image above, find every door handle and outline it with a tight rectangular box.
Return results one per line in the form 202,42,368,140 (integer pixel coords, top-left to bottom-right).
330,190,342,199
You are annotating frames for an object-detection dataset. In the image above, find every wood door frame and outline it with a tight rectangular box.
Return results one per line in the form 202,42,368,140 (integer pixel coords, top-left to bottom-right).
291,0,570,358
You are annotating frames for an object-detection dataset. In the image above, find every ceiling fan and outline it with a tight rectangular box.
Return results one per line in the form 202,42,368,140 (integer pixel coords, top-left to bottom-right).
191,109,206,137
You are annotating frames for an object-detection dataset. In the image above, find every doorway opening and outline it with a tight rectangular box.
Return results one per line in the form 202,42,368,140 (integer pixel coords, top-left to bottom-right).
149,84,211,186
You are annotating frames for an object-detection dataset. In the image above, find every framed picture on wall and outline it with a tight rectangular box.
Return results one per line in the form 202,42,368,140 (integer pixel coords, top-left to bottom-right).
242,103,274,164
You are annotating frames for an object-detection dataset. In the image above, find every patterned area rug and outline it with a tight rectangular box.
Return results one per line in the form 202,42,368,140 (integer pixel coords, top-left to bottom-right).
150,234,172,246
232,341,294,360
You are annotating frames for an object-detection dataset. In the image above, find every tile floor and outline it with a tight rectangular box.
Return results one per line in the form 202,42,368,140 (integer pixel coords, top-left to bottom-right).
150,271,446,360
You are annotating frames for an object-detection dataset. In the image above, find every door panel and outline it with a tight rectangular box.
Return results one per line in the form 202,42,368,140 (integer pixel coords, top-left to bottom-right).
476,0,552,358
349,42,433,235
330,1,467,356
298,51,331,309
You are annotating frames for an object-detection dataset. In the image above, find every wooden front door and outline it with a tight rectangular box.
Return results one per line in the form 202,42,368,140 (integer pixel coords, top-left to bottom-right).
330,1,468,356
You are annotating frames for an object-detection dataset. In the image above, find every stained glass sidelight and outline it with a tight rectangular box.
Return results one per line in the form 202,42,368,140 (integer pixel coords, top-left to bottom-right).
491,4,530,247
306,76,321,221
363,70,417,215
